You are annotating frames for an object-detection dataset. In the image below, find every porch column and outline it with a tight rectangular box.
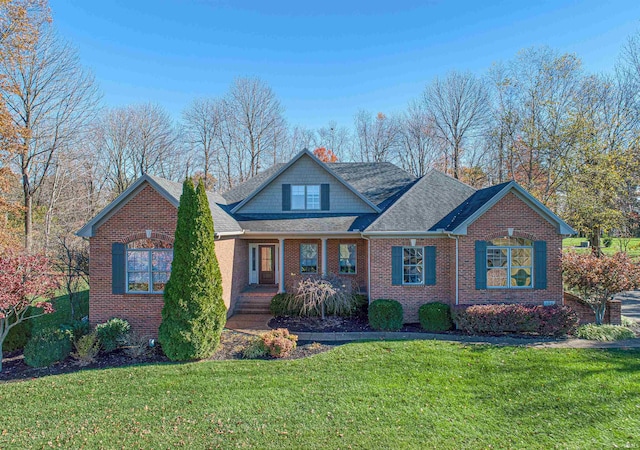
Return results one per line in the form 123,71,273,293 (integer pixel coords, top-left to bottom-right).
321,238,328,277
278,238,285,293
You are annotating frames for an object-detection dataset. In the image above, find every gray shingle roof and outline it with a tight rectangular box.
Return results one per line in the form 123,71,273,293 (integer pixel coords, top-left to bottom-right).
366,171,476,232
237,213,377,233
326,162,417,207
221,164,286,204
148,175,242,233
429,181,510,232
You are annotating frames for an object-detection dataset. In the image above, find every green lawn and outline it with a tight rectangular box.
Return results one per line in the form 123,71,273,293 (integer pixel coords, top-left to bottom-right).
563,237,640,258
2,341,639,449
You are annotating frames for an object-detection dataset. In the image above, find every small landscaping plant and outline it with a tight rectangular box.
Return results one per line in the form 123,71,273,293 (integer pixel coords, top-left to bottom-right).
576,324,636,341
452,304,578,336
269,293,301,317
292,274,358,319
23,328,73,368
95,318,131,353
418,302,453,332
260,328,298,358
368,299,403,331
60,319,91,341
122,331,154,359
71,332,101,366
241,337,269,359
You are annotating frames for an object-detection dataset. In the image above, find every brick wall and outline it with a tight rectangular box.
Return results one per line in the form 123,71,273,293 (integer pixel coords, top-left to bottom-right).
282,238,368,293
369,238,455,323
89,185,178,338
564,292,622,325
458,192,564,306
89,183,241,337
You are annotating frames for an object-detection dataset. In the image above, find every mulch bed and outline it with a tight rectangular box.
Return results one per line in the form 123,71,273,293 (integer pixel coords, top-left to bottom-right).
269,315,424,333
0,330,334,383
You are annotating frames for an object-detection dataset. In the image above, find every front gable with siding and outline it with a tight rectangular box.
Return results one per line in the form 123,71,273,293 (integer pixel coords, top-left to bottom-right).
232,151,379,214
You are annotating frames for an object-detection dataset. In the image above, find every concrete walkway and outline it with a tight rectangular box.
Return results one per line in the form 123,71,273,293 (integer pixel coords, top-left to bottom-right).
617,290,640,320
225,313,640,349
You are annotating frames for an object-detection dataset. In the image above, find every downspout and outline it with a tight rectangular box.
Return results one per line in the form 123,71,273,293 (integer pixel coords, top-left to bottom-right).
362,235,371,303
446,233,459,306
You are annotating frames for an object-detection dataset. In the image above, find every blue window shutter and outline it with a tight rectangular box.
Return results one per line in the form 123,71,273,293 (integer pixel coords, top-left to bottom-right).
424,246,436,285
475,241,487,290
112,242,126,294
321,184,330,210
534,241,547,289
282,184,291,211
391,246,403,285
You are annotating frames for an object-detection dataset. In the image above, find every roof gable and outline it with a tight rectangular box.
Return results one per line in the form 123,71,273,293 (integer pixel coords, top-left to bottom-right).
230,150,381,214
430,181,575,235
77,175,241,238
366,170,476,232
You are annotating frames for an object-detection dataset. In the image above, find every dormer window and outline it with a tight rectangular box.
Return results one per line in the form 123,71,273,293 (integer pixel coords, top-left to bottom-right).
291,185,320,210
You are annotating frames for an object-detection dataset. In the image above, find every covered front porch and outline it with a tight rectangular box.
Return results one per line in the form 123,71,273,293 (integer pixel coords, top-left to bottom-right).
232,235,368,314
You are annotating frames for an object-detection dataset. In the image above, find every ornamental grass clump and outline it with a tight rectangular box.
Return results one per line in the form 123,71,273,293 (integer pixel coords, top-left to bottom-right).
292,274,358,319
576,324,636,341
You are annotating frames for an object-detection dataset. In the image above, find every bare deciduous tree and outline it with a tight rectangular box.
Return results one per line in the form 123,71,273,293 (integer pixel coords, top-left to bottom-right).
0,26,100,250
423,70,490,179
353,110,400,163
397,101,441,177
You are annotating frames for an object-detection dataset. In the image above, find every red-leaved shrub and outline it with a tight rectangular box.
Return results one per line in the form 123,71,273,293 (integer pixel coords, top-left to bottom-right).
261,328,298,358
452,304,578,336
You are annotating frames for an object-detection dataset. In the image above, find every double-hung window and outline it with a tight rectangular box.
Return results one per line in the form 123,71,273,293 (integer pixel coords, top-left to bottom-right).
126,239,173,293
291,185,320,210
403,247,424,284
339,244,357,274
300,243,318,273
486,237,533,288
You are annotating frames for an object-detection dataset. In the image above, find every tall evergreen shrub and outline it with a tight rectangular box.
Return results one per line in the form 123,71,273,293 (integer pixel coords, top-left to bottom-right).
159,179,227,360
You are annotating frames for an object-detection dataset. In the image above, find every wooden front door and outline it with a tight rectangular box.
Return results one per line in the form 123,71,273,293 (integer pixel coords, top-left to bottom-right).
258,245,275,284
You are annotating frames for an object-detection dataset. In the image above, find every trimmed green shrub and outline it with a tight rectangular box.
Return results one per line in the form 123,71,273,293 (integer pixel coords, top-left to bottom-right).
621,315,637,328
418,302,453,332
3,318,32,352
368,299,403,331
260,328,298,358
452,304,579,336
23,328,73,368
269,293,301,317
576,324,636,341
159,180,227,361
60,319,91,341
95,318,130,352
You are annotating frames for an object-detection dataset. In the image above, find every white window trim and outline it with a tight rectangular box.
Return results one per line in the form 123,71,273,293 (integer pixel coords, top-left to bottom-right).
291,184,321,211
126,248,173,294
486,243,534,289
338,243,357,275
402,246,424,285
300,243,318,274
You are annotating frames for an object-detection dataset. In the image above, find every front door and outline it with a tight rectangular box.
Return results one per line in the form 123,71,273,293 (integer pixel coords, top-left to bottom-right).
258,245,275,284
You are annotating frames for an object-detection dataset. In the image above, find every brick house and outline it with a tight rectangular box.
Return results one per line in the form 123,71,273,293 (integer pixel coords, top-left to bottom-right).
78,149,578,336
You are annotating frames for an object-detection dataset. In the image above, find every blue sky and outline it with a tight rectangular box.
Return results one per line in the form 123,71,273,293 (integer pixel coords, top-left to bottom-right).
51,0,640,129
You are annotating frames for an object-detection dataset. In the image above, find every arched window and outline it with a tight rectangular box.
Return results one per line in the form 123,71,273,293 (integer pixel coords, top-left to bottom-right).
126,239,173,293
486,237,533,288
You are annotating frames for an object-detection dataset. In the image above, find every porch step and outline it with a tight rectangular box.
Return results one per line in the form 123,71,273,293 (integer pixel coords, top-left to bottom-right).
234,285,278,314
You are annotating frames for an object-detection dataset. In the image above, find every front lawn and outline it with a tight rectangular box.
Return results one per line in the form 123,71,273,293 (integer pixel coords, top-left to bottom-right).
1,341,639,449
563,237,640,259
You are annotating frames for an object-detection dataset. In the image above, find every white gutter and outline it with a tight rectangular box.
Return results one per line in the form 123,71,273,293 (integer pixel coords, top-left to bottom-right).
242,231,360,237
362,231,452,237
214,231,245,239
446,233,459,305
